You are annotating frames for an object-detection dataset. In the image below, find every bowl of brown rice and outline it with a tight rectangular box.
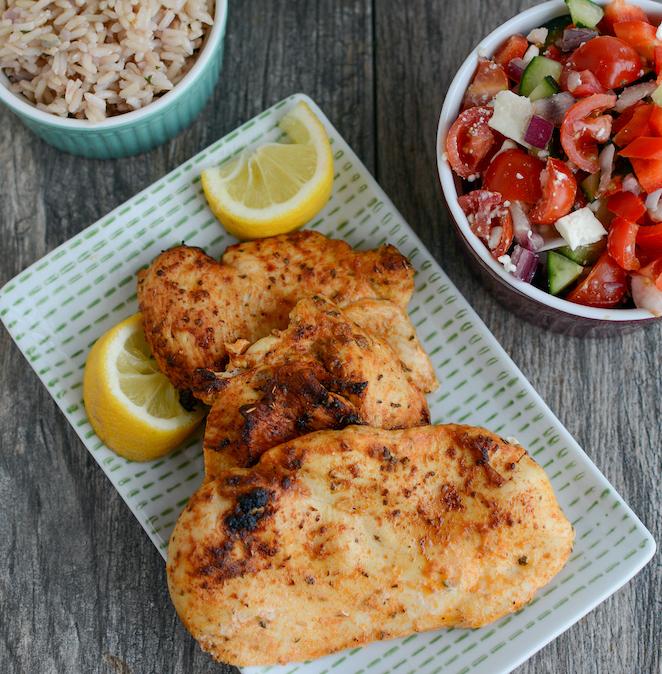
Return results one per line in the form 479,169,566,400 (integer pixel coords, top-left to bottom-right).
0,0,228,158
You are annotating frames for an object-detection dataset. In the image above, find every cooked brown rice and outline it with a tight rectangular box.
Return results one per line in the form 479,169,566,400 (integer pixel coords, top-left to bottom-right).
0,0,214,121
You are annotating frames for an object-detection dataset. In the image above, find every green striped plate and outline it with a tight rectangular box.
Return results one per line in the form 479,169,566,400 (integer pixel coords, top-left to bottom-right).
0,94,654,674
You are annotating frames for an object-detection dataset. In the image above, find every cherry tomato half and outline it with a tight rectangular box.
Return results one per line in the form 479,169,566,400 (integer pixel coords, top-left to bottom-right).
567,36,643,90
630,158,662,193
445,106,496,179
613,20,661,61
607,190,646,221
483,149,544,204
462,59,508,109
601,0,649,35
620,136,662,160
608,216,641,270
640,257,662,290
565,253,629,307
649,105,662,135
561,68,606,98
494,35,529,68
613,102,652,145
602,174,624,198
529,158,577,225
637,222,662,255
543,45,566,63
458,189,514,258
560,93,617,173
655,45,662,75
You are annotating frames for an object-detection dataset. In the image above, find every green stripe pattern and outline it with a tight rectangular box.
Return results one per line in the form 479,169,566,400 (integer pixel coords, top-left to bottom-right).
0,94,654,674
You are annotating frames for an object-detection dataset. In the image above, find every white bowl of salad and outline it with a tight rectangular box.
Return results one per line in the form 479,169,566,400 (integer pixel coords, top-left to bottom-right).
437,0,662,332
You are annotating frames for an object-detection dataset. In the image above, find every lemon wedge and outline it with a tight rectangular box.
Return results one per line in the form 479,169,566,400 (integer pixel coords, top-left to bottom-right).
201,101,334,239
83,313,205,462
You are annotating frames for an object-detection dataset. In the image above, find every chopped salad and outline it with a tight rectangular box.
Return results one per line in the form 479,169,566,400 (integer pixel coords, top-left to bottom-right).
444,0,662,314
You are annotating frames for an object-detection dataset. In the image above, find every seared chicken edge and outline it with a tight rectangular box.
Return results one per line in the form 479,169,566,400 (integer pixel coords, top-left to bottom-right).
167,425,574,666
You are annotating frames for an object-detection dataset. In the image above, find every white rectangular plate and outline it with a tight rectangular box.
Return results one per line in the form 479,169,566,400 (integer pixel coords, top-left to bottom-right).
0,94,655,674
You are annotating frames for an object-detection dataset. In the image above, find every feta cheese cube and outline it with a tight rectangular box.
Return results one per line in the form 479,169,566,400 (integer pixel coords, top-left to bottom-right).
657,23,662,41
497,254,517,274
554,207,607,251
488,90,533,148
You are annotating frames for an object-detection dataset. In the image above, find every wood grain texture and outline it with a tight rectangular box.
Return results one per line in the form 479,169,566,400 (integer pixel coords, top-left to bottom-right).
0,1,658,673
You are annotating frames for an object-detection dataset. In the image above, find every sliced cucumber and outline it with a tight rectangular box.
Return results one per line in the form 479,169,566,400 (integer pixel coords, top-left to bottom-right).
543,15,572,45
548,251,584,295
581,173,600,201
557,239,606,266
564,0,604,28
520,56,563,98
529,75,561,102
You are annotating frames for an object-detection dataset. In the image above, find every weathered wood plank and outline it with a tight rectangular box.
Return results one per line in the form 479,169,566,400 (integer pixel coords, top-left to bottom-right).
0,0,659,672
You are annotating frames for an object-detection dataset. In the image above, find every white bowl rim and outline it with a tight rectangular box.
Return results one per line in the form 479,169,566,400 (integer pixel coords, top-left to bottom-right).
436,0,662,323
0,0,228,130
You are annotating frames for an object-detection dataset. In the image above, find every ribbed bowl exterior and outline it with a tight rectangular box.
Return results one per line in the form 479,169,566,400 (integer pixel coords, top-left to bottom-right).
0,4,226,159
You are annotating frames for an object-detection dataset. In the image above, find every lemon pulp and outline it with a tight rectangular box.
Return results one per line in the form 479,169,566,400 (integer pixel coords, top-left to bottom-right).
83,313,205,462
201,101,334,239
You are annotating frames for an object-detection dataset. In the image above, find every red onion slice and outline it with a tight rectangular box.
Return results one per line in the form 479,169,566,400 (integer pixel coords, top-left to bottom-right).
614,82,657,113
532,92,576,126
622,173,641,195
510,202,544,251
597,144,615,196
524,114,554,149
645,188,662,222
558,27,598,52
506,58,526,82
510,244,539,283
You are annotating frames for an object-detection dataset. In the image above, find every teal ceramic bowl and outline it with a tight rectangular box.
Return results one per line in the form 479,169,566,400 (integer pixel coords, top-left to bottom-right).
0,1,228,159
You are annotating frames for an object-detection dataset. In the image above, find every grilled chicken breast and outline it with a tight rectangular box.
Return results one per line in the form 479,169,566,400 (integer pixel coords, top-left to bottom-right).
137,231,419,393
202,296,430,477
168,425,574,666
342,298,438,394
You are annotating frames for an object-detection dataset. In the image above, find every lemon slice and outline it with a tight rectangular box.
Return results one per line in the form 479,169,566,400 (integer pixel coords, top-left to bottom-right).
83,314,205,462
201,101,334,239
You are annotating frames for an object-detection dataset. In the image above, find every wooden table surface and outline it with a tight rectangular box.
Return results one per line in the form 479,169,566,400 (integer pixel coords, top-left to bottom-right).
1,1,660,673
